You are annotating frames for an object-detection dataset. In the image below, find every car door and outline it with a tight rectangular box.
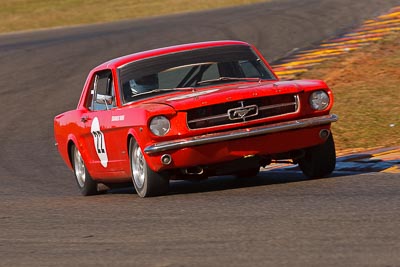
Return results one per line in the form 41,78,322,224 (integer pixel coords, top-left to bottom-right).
80,70,122,175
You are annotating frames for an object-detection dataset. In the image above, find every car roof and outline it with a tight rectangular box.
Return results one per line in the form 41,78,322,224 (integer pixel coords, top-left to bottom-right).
92,40,251,71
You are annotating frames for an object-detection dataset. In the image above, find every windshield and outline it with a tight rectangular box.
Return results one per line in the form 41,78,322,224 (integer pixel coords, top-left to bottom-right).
119,45,275,103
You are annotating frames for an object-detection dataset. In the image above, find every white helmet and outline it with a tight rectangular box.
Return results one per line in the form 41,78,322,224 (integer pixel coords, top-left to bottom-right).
130,74,159,94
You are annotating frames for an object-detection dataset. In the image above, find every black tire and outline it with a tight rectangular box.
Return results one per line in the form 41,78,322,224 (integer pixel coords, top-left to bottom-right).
235,167,260,178
298,133,336,178
129,139,169,197
71,145,98,196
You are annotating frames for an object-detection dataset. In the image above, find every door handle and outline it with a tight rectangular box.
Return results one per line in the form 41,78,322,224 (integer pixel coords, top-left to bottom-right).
81,116,90,123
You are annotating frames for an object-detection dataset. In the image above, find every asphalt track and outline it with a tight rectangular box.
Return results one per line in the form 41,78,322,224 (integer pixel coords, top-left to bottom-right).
1,0,400,266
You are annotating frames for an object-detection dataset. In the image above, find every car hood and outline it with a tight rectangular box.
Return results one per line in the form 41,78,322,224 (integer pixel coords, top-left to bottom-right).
134,80,325,111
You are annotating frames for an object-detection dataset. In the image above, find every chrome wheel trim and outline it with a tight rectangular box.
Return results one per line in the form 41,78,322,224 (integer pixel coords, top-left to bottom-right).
132,144,146,189
74,147,86,187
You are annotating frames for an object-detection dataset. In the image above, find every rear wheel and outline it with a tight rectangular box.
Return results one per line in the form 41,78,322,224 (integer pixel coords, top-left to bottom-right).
298,133,336,178
71,145,98,196
129,139,169,197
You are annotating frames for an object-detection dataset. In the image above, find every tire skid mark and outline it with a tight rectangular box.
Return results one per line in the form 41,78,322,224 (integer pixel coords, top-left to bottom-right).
271,6,400,79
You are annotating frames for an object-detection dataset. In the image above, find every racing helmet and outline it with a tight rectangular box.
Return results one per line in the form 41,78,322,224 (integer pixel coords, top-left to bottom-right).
130,73,159,94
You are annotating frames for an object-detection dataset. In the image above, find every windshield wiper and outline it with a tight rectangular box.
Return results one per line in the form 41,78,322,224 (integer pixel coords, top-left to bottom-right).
197,77,261,85
130,87,195,98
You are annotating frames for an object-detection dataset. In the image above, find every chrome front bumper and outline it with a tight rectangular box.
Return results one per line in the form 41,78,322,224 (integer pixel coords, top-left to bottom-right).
144,114,338,155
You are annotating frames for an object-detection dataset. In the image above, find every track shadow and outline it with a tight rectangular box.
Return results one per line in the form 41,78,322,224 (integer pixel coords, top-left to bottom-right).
266,148,400,175
104,146,400,197
105,168,355,197
334,152,400,173
170,166,364,196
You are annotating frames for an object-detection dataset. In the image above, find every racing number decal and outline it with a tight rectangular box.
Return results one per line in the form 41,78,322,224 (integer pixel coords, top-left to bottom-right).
91,117,108,168
93,131,105,153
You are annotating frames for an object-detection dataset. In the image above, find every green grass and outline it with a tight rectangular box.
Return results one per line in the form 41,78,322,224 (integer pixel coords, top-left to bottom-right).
0,0,269,33
297,33,400,151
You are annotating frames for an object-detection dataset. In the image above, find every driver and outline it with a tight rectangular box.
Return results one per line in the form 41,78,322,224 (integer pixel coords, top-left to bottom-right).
129,73,159,95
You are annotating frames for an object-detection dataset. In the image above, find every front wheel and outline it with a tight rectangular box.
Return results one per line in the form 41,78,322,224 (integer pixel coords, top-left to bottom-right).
129,139,169,197
71,145,98,196
298,133,336,179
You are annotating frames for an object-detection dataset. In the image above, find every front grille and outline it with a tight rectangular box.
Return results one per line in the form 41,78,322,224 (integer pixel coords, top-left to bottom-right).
187,94,299,129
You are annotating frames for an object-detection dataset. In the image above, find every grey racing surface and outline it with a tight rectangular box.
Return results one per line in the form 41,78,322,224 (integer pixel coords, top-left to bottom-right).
1,0,400,266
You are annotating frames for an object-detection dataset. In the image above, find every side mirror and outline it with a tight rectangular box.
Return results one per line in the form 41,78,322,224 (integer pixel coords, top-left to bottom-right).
95,94,114,110
95,94,113,105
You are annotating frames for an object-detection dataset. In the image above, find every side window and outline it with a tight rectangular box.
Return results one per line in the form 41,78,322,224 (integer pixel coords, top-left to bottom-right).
87,70,116,111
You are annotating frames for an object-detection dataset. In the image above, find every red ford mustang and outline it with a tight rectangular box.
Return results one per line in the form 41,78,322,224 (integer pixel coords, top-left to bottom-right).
54,40,338,197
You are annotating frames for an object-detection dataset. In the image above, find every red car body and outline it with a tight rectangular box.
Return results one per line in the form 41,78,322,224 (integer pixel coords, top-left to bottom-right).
54,40,338,197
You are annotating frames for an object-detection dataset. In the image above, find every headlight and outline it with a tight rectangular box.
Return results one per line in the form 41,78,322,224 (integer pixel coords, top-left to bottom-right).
149,116,170,136
309,90,330,110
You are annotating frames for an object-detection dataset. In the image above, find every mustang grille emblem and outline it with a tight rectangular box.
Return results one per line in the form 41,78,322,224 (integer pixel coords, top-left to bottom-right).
228,103,258,121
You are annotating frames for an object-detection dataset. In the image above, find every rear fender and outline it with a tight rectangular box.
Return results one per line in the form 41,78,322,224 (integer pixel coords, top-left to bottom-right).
66,134,90,171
